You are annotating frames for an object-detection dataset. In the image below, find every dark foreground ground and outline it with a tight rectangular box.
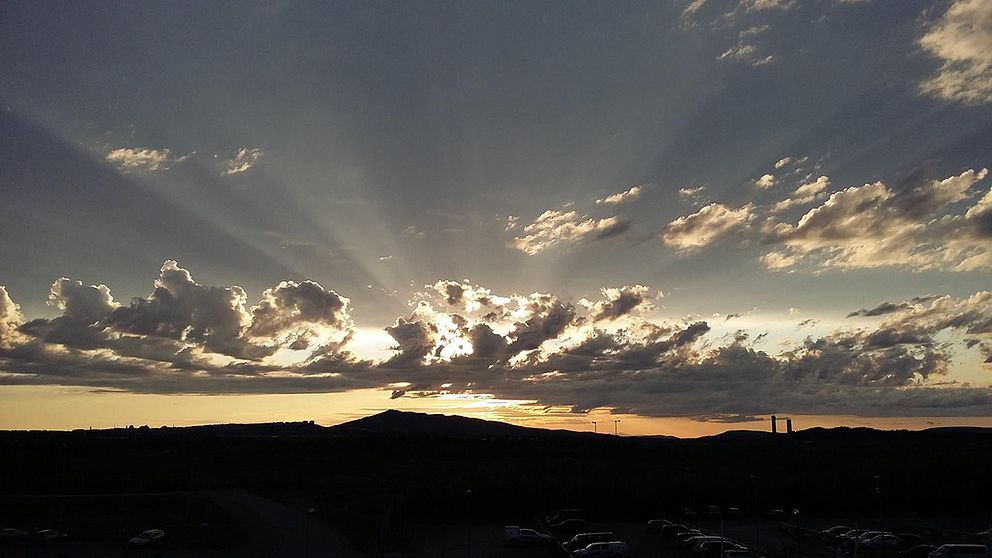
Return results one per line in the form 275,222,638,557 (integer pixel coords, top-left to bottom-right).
2,411,992,557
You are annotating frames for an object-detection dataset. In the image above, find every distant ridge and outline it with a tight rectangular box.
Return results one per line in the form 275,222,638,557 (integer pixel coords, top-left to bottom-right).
330,409,601,439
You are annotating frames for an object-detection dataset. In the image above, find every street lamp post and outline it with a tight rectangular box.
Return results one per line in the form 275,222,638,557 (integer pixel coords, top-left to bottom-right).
614,419,621,436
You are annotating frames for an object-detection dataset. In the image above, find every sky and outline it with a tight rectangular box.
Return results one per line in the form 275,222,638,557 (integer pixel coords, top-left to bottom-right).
2,0,992,435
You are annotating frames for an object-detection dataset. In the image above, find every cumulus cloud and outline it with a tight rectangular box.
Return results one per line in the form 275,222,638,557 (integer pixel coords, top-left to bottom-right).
221,147,264,176
0,286,24,348
771,176,830,213
596,185,644,205
105,148,187,173
762,168,991,271
755,174,776,189
512,210,630,255
247,280,351,349
3,262,992,419
582,285,655,322
918,0,992,105
775,157,793,169
661,203,754,250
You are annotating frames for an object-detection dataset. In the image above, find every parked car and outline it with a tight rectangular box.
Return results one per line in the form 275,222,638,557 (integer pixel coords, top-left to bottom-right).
685,535,724,552
574,541,630,558
128,529,166,548
662,524,688,540
697,539,742,557
674,529,704,545
30,530,67,546
0,528,28,544
549,518,589,537
863,534,902,549
547,509,585,524
929,545,989,558
565,532,616,553
820,526,853,540
899,544,937,558
647,519,672,533
857,531,889,545
839,529,870,542
504,526,552,546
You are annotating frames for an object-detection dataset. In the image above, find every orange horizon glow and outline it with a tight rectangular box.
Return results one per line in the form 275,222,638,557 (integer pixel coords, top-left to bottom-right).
3,385,991,438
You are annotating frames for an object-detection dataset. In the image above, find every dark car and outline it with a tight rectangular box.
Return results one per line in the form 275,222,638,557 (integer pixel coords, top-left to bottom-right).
662,524,689,540
549,518,589,537
647,519,672,534
820,526,853,541
675,529,705,545
546,509,585,524
129,529,166,548
565,532,616,553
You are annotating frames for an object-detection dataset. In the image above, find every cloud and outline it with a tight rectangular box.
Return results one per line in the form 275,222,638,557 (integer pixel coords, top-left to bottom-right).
105,148,186,173
596,185,644,205
512,210,631,255
104,261,274,360
678,186,709,204
919,0,992,105
0,286,24,348
761,168,991,271
740,0,793,11
661,203,754,251
221,147,264,176
755,174,776,189
775,157,792,169
247,280,352,349
582,285,655,322
4,262,992,419
771,176,830,213
718,43,775,66
403,225,428,240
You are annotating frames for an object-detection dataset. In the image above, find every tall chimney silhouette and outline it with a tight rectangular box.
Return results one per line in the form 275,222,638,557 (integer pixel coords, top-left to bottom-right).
771,415,777,434
786,418,793,434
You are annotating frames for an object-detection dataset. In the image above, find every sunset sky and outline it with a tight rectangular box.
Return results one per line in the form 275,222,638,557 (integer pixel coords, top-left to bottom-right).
2,0,992,435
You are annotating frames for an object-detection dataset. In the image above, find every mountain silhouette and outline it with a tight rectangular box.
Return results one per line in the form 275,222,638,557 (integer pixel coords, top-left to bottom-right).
330,409,602,439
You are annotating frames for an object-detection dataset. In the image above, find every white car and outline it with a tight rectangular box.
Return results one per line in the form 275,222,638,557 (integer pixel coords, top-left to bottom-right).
128,529,165,548
929,544,989,558
575,541,630,558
